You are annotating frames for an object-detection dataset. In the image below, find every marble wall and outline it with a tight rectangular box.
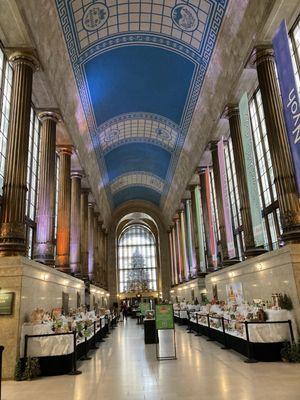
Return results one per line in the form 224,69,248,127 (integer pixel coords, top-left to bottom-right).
89,284,109,309
0,257,85,379
170,277,206,304
205,245,300,328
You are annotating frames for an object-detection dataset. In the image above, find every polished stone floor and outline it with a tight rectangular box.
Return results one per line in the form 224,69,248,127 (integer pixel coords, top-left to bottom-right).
3,318,300,400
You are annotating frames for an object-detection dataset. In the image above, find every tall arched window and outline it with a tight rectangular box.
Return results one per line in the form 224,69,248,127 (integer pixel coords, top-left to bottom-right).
118,224,157,293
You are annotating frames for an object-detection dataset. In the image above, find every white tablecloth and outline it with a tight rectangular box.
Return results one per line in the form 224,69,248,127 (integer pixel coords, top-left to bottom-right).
20,324,74,358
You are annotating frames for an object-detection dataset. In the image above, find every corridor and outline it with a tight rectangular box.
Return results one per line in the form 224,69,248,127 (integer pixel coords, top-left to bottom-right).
3,319,300,400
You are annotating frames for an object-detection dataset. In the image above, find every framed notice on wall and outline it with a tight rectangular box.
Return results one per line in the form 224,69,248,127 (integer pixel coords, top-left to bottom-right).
0,292,14,315
155,304,174,330
62,292,69,315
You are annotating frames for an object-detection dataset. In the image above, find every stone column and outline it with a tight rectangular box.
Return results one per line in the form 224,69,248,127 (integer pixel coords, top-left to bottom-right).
97,221,103,286
210,141,230,263
93,211,100,284
171,225,179,285
174,215,182,283
179,208,189,281
80,189,89,279
168,228,175,285
198,170,215,270
224,106,264,257
69,171,82,276
250,46,300,242
103,229,108,289
88,202,95,281
184,198,197,278
0,49,38,256
34,110,60,265
56,146,73,273
189,183,207,274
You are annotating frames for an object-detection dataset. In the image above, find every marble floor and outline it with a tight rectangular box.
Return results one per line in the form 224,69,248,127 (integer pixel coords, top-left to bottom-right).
3,319,300,400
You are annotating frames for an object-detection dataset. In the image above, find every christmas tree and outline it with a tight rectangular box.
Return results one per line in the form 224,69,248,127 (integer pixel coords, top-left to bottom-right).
126,248,149,292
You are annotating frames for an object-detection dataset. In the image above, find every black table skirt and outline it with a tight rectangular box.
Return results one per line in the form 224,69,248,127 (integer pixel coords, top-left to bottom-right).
21,326,109,377
185,320,285,362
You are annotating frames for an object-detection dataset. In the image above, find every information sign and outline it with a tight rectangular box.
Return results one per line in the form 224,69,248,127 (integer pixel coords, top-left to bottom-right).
0,292,14,315
155,304,174,330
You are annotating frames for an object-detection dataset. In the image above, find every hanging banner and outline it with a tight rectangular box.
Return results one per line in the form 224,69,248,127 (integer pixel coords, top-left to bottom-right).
273,20,300,195
217,139,236,258
239,92,265,246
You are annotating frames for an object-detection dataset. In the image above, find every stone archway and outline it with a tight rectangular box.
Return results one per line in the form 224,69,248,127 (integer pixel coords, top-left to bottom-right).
107,200,171,303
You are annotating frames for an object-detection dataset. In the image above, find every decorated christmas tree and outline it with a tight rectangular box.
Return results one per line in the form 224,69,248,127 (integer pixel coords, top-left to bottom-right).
126,248,149,292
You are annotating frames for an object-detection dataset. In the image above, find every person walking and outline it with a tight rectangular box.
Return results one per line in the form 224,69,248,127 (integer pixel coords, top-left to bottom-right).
122,303,128,321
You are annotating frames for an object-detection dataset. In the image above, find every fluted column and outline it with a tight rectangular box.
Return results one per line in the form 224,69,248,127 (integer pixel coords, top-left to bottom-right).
224,106,263,257
34,110,60,264
189,183,207,274
171,225,179,285
174,215,182,283
184,198,197,278
56,146,73,273
168,228,175,285
179,208,189,281
198,170,215,270
210,141,230,262
88,202,95,281
93,211,100,284
80,189,89,279
0,49,38,256
70,171,82,276
250,46,300,242
103,229,108,289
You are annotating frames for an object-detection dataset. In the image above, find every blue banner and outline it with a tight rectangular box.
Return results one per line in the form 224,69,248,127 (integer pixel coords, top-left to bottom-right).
273,20,300,195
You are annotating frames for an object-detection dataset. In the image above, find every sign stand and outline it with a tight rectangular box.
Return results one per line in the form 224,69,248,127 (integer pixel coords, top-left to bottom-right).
155,304,177,361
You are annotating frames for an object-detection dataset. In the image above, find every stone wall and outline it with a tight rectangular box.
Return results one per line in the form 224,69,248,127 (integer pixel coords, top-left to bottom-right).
205,245,300,329
0,257,85,379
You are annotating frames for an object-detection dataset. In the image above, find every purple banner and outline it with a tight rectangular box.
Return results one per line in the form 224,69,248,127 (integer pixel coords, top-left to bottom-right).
273,20,300,195
218,139,236,258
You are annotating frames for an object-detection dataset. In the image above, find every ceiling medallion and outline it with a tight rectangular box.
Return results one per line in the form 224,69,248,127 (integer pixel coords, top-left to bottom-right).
171,4,199,32
156,128,172,141
105,129,120,142
83,2,109,32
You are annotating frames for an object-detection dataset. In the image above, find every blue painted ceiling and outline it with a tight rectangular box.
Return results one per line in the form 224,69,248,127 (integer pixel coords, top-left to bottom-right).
56,0,228,208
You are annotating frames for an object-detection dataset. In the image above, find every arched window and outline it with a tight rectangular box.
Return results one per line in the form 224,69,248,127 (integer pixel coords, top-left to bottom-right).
118,224,157,293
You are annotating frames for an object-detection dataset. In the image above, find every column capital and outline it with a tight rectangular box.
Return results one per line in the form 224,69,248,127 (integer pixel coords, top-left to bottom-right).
247,44,274,69
56,145,74,156
37,109,62,123
208,140,219,151
6,47,40,71
71,170,83,179
222,104,239,119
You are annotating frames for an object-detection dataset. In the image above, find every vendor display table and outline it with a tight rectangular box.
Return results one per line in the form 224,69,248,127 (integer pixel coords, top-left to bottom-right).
144,319,158,344
20,315,117,376
180,311,295,362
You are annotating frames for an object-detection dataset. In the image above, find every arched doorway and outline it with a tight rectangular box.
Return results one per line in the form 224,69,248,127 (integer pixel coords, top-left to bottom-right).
117,224,158,294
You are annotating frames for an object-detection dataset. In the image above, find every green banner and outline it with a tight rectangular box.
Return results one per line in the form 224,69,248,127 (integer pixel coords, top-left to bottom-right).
140,302,150,316
239,93,265,246
155,304,174,330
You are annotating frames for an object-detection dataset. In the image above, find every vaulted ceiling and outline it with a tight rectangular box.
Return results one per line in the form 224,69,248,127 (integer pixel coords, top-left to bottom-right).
55,0,228,208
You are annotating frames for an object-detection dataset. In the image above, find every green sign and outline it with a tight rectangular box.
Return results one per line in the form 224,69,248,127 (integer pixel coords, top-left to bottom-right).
0,292,14,315
140,302,150,316
155,304,174,330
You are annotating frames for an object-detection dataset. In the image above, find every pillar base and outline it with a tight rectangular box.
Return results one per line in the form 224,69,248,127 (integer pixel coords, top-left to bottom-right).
245,247,268,258
281,226,300,244
55,265,71,274
222,258,241,267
